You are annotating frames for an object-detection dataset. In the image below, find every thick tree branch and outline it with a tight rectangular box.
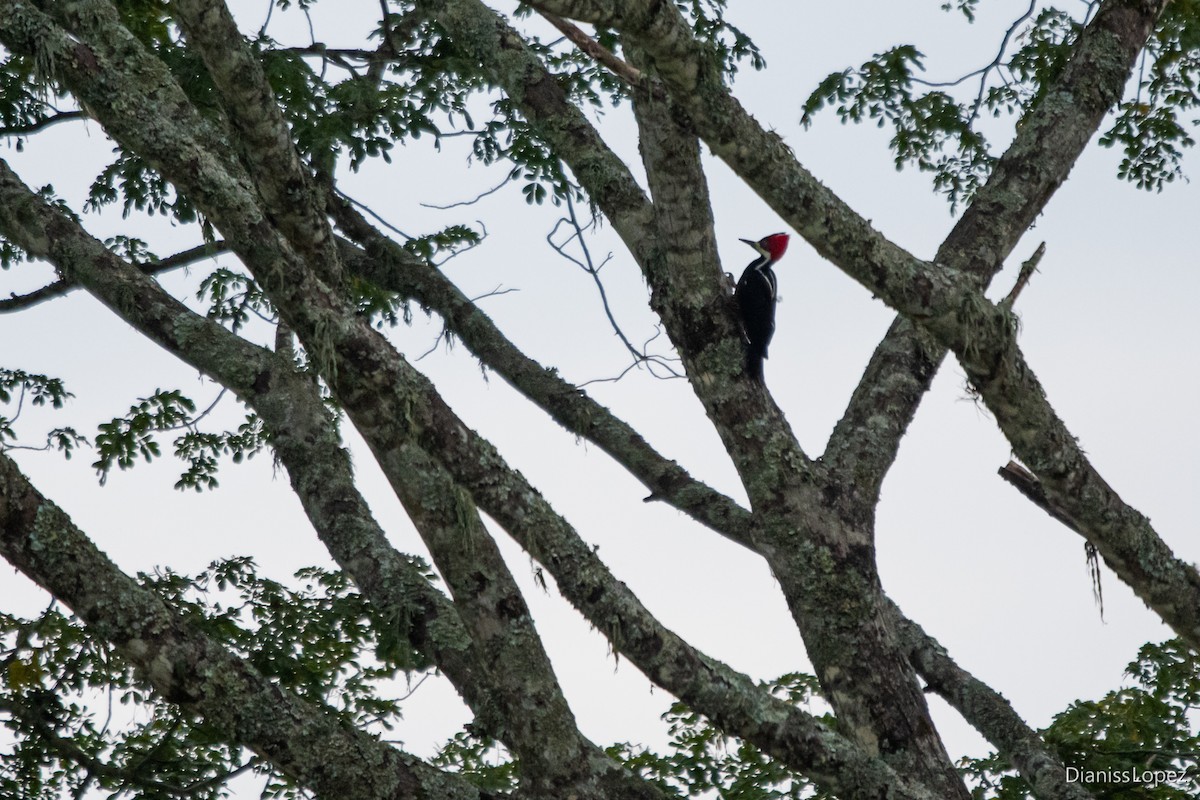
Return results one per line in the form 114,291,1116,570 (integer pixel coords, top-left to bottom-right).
171,0,343,285
826,0,1163,505
0,157,641,799
624,32,968,800
822,317,943,508
0,454,497,800
373,441,666,800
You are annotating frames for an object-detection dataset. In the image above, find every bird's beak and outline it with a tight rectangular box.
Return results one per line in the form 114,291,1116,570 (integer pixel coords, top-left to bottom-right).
740,237,767,256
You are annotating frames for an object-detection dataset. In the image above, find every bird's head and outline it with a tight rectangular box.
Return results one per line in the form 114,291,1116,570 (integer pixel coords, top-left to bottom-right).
740,232,790,262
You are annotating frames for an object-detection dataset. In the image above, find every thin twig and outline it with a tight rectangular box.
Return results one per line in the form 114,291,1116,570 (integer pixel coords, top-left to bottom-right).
420,174,512,209
0,110,86,137
547,194,683,379
910,0,1037,124
333,189,414,240
0,241,228,313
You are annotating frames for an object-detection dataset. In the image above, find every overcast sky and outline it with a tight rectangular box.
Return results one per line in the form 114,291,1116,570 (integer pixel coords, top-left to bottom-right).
2,0,1197,783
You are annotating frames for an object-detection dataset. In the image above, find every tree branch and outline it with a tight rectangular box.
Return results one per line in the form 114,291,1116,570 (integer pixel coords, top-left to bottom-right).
826,0,1165,504
171,0,343,285
374,440,666,800
538,11,645,86
0,453,499,800
1000,244,1046,309
0,109,85,136
0,155,644,798
0,241,228,313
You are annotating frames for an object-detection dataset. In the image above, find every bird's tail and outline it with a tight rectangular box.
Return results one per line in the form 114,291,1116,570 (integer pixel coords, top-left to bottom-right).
745,343,767,382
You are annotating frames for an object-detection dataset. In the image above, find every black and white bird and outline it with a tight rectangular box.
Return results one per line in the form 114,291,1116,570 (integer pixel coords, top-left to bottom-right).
734,232,790,382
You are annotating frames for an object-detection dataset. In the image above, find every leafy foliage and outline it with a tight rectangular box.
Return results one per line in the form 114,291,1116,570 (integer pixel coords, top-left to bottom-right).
91,389,266,490
466,98,583,206
86,148,202,220
0,235,27,270
1,558,435,800
801,44,995,209
608,673,829,800
0,368,82,458
431,732,521,794
942,0,982,23
0,52,62,147
0,368,72,413
960,638,1200,799
675,0,766,76
803,3,1200,203
92,389,196,480
197,268,277,332
172,414,267,491
103,234,158,265
402,223,483,263
1102,0,1200,189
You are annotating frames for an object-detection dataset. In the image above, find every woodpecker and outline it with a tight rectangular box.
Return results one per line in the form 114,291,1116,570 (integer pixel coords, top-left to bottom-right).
734,232,790,381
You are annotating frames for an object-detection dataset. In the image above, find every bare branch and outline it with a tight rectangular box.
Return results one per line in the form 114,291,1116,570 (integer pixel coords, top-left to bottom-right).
1001,243,1046,308
0,241,229,313
0,109,85,137
546,194,684,379
538,11,645,86
420,174,512,209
